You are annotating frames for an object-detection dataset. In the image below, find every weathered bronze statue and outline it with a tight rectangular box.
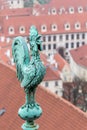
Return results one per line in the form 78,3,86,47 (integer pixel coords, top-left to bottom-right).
12,26,46,130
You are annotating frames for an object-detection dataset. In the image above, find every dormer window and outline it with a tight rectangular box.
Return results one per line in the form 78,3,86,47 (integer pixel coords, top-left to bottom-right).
41,24,47,32
8,26,14,34
51,8,57,15
19,26,25,34
51,24,57,31
64,23,70,30
78,6,83,13
75,22,81,30
69,7,74,14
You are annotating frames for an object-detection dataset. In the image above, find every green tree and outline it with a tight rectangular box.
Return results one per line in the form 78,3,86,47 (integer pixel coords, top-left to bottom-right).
24,0,34,7
37,0,51,4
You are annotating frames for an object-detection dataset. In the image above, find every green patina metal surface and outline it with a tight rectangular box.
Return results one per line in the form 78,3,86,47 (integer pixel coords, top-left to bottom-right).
24,0,51,7
12,26,46,130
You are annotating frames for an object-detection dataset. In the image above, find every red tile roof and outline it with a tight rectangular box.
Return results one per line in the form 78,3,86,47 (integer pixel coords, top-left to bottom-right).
70,45,87,68
1,0,87,14
1,0,87,17
54,53,68,71
1,62,87,130
0,8,32,17
43,66,60,81
0,0,9,9
1,12,87,37
46,0,87,9
40,53,49,65
0,43,12,64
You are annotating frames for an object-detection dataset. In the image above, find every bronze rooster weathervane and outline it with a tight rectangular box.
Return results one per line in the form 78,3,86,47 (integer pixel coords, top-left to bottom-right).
12,26,46,130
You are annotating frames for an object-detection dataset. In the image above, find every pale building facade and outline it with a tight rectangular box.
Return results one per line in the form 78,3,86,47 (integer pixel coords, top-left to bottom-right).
61,64,73,82
70,45,87,81
8,0,24,8
2,31,86,63
47,54,72,82
42,32,87,62
41,79,63,97
70,55,87,81
1,13,87,62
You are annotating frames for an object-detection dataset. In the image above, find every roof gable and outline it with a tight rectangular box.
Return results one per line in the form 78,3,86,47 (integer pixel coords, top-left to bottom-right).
70,45,87,68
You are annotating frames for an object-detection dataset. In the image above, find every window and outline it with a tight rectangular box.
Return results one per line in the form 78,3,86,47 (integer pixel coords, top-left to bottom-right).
82,33,85,39
69,7,74,14
45,82,48,87
77,24,80,28
66,52,68,55
77,34,79,39
82,42,85,45
53,35,56,41
65,43,68,48
71,42,74,48
59,35,63,41
78,6,83,13
43,44,46,50
43,26,45,30
10,28,13,32
48,53,50,56
53,44,56,49
55,81,58,86
66,35,69,40
51,8,57,15
8,26,14,34
11,1,13,4
21,28,24,31
41,25,47,32
75,22,81,30
18,0,20,4
71,34,74,39
48,44,51,50
19,26,25,34
43,36,46,42
77,42,80,47
65,23,70,30
55,90,58,94
48,36,51,41
52,24,57,31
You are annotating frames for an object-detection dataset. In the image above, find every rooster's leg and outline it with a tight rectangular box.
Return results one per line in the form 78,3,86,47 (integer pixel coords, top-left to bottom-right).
29,87,36,105
24,87,36,105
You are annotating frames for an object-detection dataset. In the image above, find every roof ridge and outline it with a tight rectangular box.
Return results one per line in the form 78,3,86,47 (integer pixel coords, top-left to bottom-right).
54,53,67,64
40,85,87,119
0,61,16,72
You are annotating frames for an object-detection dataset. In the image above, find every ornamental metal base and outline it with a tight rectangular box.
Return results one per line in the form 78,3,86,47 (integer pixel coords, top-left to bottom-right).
18,102,42,130
22,121,39,130
18,103,42,121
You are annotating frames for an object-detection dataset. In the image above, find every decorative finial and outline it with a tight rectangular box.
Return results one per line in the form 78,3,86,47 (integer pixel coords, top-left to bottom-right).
12,26,46,130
